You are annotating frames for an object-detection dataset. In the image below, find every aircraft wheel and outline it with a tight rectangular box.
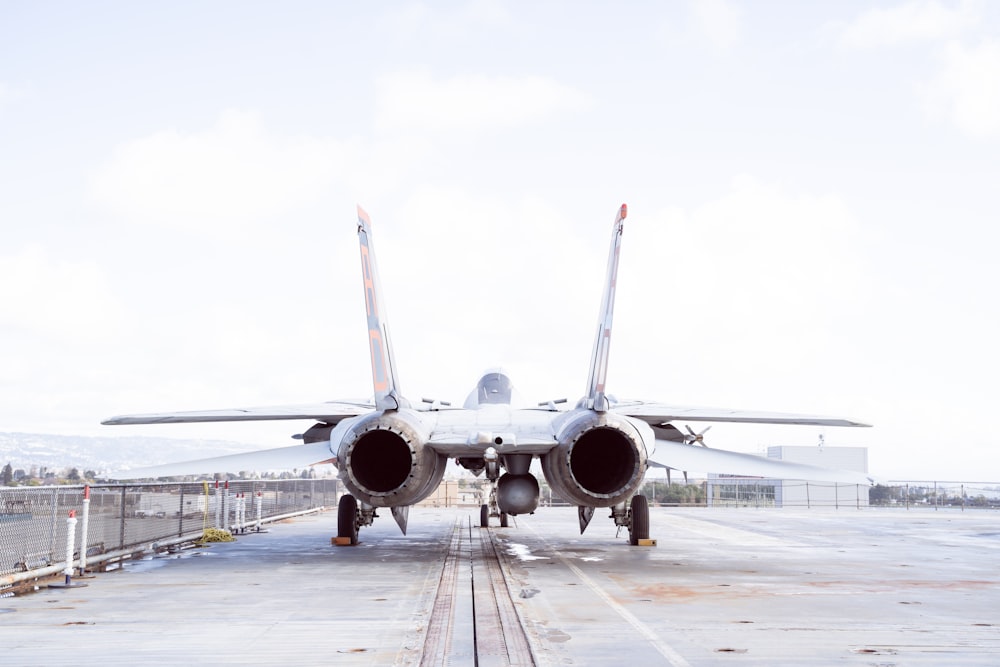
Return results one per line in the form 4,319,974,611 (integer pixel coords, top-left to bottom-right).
628,495,649,546
338,494,359,545
480,504,489,528
500,512,509,528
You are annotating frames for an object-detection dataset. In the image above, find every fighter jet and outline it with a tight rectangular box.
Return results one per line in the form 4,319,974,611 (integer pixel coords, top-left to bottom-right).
105,204,871,545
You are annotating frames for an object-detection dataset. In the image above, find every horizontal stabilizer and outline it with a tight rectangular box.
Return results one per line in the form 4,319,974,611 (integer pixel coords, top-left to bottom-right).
649,439,873,484
102,401,372,425
618,402,870,428
106,441,337,479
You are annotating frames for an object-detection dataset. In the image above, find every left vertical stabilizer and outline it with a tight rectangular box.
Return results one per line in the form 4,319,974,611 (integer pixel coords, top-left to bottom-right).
357,206,405,410
584,204,627,412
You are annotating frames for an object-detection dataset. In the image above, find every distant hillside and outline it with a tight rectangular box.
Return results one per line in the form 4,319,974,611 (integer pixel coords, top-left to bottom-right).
0,432,265,475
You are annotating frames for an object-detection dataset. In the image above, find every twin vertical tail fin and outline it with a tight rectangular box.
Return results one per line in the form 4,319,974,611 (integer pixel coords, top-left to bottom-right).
584,203,627,412
357,206,405,410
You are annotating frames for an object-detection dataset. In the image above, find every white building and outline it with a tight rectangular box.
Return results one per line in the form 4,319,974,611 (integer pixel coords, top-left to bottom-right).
707,446,870,508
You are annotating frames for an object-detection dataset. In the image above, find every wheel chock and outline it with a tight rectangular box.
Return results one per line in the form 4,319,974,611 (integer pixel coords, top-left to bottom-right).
637,538,657,547
332,536,354,546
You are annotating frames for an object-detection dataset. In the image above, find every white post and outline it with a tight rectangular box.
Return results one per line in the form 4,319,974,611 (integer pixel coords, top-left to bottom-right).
78,486,91,575
238,493,245,533
214,480,221,529
63,511,77,583
223,480,230,531
255,491,263,532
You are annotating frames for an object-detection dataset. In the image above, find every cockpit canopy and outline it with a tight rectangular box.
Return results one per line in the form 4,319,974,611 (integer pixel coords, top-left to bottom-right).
463,369,521,408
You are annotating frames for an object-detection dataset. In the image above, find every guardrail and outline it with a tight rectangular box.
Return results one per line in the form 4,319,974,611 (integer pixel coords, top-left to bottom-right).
0,479,339,588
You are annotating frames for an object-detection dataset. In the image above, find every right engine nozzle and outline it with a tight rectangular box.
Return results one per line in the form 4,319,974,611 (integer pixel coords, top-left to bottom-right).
541,412,649,507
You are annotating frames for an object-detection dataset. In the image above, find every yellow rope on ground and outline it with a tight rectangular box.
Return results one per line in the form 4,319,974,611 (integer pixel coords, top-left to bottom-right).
197,527,235,544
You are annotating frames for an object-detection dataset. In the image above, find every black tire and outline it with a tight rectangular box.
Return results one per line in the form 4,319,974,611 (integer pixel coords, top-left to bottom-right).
480,504,489,528
500,512,509,528
628,494,649,546
338,494,359,545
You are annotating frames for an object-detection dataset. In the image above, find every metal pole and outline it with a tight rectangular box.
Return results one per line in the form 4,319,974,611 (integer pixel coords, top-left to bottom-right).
178,487,185,537
48,487,58,561
119,485,127,549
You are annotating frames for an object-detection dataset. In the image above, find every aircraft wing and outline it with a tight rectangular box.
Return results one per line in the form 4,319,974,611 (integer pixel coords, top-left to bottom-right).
101,401,373,425
106,441,337,479
614,401,871,428
648,439,874,484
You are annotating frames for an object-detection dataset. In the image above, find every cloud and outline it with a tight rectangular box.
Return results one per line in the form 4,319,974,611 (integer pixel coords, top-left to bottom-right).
374,70,590,132
690,0,743,51
836,1,998,139
89,110,353,231
618,176,865,405
838,0,981,48
921,39,1000,138
0,245,123,342
382,0,511,38
0,82,25,110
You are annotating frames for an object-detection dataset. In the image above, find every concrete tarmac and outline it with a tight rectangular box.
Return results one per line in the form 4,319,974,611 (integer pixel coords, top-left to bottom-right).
2,506,999,665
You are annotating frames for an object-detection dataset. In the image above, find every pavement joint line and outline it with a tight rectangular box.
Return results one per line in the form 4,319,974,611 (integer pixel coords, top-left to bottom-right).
524,521,693,667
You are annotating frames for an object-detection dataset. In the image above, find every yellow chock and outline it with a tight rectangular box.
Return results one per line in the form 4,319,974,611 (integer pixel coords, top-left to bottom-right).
332,536,354,546
637,538,657,547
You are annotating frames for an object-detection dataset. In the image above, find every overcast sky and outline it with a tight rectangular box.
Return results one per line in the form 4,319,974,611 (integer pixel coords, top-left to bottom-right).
2,1,998,481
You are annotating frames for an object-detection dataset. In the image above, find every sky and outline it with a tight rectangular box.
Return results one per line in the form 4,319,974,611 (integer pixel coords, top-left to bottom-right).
2,1,998,481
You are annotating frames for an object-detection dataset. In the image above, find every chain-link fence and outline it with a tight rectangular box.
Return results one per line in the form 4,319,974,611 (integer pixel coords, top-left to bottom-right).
639,479,1000,510
1,479,338,583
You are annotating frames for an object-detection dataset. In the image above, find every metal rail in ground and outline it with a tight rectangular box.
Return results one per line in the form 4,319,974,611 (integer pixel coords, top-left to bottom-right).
420,517,536,666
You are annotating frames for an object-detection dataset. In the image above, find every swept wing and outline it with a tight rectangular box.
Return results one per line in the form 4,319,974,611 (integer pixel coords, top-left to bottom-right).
111,441,337,479
102,401,372,425
614,401,871,428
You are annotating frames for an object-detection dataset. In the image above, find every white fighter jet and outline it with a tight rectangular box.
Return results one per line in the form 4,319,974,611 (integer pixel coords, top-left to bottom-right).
105,204,871,545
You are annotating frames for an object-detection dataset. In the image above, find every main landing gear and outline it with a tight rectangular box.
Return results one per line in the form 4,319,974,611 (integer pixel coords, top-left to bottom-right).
337,494,376,545
627,494,649,546
607,494,650,546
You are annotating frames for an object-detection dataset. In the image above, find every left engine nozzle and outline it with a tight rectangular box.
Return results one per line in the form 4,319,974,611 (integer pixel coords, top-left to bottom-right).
337,411,446,508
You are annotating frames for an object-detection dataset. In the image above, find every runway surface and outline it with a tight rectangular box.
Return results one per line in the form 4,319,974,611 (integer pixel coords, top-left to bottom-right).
3,506,999,665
